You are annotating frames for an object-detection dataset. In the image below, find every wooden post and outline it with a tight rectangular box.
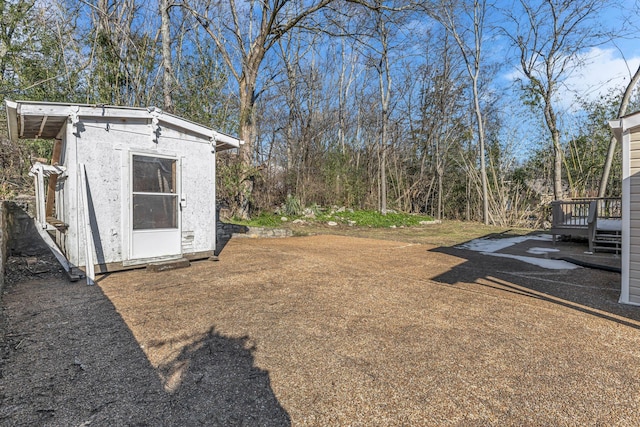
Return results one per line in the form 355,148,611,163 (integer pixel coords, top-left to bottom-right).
36,166,46,227
45,140,62,218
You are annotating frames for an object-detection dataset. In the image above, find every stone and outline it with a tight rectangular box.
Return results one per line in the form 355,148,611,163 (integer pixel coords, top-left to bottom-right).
327,221,338,226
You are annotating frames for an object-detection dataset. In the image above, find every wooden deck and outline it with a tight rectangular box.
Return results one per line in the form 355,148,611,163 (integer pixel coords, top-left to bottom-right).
550,198,621,253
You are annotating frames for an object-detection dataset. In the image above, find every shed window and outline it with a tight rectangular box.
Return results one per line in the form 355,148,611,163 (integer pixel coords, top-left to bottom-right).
132,155,178,229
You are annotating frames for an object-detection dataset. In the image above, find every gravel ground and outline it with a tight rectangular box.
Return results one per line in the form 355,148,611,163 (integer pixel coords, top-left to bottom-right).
2,233,640,426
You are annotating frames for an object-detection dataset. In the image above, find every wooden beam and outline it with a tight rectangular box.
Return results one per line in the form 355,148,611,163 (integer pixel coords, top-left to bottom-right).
36,115,48,138
33,217,80,281
45,139,63,217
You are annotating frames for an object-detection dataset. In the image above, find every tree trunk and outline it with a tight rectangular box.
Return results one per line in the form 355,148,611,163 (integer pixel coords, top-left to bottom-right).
376,8,391,215
543,97,563,200
238,81,255,219
473,78,489,224
160,0,174,113
237,55,262,219
552,128,563,200
437,165,443,220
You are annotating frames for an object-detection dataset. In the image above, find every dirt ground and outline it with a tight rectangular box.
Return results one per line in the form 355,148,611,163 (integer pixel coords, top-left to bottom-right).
2,231,640,426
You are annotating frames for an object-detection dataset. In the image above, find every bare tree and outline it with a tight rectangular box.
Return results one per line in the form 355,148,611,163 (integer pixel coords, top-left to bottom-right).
429,0,491,224
183,0,348,218
372,3,393,215
503,0,606,201
398,29,468,219
86,0,159,106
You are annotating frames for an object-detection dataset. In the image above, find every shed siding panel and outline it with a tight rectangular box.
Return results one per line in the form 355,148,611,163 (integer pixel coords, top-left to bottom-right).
631,134,640,175
629,279,640,303
631,159,640,171
60,127,79,265
631,132,640,297
629,251,640,263
631,131,640,143
167,128,216,255
73,119,138,265
629,278,640,290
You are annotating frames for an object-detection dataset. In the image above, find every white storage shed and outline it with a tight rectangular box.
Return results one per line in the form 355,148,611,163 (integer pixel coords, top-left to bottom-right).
5,100,241,281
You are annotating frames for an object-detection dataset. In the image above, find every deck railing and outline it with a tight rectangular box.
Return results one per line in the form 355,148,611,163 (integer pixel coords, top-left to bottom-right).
591,197,622,220
550,197,621,251
551,197,621,229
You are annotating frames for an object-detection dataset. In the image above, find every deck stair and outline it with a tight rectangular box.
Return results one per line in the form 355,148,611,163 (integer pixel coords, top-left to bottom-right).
591,228,622,254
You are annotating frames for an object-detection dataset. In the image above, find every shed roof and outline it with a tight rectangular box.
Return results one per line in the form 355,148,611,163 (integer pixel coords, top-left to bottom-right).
5,100,242,150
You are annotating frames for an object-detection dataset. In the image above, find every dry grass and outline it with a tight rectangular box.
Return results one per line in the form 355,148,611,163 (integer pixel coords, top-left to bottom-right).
286,220,533,247
99,234,640,425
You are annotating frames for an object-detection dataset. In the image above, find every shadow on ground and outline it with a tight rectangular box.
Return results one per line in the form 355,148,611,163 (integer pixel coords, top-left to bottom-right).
429,230,640,329
0,258,289,426
155,327,290,426
216,221,249,256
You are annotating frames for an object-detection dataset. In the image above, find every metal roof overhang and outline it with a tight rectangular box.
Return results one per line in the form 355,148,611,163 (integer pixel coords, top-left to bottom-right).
4,100,242,150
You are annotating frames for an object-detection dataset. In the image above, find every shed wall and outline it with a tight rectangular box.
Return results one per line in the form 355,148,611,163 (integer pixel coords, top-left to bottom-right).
60,117,216,268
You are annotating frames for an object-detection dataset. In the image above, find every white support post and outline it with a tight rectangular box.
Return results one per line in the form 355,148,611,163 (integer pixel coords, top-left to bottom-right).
35,166,46,228
78,164,96,285
29,162,68,230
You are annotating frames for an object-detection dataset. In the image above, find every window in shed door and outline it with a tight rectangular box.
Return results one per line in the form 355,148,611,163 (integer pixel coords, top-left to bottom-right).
132,155,178,229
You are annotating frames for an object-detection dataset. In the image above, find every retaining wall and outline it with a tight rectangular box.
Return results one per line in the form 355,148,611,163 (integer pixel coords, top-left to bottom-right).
0,197,47,294
0,201,7,294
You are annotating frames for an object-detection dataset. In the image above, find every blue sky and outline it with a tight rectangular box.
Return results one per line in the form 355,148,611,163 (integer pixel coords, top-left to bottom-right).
502,1,640,110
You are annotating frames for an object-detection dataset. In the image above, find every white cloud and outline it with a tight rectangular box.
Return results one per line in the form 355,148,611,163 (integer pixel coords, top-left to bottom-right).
504,47,640,111
563,47,640,105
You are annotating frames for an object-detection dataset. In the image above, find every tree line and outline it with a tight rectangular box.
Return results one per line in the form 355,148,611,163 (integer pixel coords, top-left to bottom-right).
1,0,637,226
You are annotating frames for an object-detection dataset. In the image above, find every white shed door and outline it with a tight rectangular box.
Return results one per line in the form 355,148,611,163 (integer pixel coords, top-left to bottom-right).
130,154,181,259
